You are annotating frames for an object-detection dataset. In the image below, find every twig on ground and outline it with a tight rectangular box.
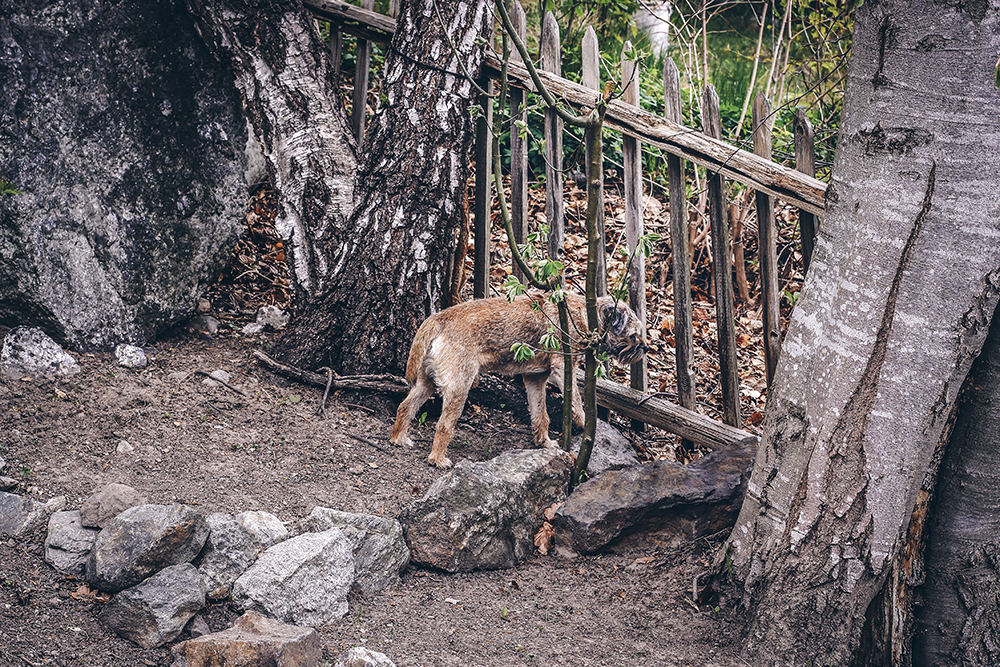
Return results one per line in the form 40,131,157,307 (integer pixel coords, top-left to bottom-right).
345,431,393,454
317,366,335,418
252,350,409,394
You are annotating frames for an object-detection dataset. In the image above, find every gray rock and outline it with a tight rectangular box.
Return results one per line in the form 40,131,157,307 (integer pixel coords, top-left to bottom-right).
80,483,147,528
334,647,398,667
0,492,66,538
170,611,321,667
44,510,99,575
235,510,288,548
0,0,245,352
186,613,212,639
98,563,205,649
186,315,221,336
0,477,17,491
242,305,289,335
87,504,209,594
200,368,231,388
196,512,261,601
403,448,572,572
570,420,640,474
298,508,409,594
1,327,79,380
553,444,754,555
232,528,355,626
115,344,148,369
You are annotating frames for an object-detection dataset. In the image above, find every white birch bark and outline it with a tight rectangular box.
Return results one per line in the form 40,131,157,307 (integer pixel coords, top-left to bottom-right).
725,1,1000,663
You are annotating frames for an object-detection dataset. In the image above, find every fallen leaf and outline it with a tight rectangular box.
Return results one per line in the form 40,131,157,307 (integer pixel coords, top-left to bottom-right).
543,502,563,522
634,556,655,564
534,521,555,555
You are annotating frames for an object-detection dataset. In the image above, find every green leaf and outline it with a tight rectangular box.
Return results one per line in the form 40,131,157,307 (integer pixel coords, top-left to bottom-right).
511,342,535,362
503,275,527,301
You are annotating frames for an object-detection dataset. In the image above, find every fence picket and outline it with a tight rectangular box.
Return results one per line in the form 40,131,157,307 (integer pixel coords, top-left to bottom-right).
703,85,741,428
581,26,607,297
351,0,375,143
621,43,647,429
541,12,564,273
509,2,528,282
664,58,696,445
754,93,781,386
473,79,494,299
794,107,817,275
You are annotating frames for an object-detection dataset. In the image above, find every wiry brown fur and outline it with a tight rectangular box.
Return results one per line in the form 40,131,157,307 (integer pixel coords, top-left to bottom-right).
390,294,648,468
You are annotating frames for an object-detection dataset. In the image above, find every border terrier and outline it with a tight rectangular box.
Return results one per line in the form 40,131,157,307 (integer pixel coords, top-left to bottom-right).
389,293,649,468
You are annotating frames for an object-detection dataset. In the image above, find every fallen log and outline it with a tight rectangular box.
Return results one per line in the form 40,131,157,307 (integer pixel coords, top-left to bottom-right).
596,379,758,450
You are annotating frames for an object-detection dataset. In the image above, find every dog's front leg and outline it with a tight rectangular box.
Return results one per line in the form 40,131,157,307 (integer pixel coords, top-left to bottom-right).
549,361,586,429
523,372,559,449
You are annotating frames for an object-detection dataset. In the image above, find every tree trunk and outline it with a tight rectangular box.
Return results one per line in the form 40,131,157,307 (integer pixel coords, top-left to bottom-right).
272,0,493,374
722,1,1000,664
185,0,357,300
911,304,1000,666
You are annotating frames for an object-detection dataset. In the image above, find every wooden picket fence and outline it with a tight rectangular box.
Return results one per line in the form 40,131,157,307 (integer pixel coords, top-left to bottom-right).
306,0,827,450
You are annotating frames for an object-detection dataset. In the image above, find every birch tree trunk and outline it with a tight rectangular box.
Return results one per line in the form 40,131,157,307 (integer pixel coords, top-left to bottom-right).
272,0,493,374
723,1,1000,664
185,0,356,300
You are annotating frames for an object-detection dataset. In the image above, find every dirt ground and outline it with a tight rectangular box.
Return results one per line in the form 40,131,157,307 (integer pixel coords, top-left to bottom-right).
0,325,746,667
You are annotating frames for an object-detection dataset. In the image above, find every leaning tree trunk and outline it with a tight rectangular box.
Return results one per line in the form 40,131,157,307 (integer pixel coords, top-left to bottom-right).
272,0,493,374
186,0,357,300
911,304,1000,665
722,1,1000,664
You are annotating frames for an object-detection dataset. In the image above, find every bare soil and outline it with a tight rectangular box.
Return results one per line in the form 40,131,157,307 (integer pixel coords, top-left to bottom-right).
0,326,745,667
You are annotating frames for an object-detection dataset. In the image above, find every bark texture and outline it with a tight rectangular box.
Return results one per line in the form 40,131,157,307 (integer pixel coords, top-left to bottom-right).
723,1,1000,664
273,0,492,374
186,0,357,300
912,306,1000,666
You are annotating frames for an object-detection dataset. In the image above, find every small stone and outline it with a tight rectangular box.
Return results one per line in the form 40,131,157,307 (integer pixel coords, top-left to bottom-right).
117,439,135,454
201,370,231,388
115,344,148,369
185,315,220,336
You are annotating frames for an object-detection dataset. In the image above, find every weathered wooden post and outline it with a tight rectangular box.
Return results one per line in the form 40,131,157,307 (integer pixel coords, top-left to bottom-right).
794,107,817,276
703,85,741,428
754,92,781,385
541,11,564,274
509,1,528,281
351,0,376,143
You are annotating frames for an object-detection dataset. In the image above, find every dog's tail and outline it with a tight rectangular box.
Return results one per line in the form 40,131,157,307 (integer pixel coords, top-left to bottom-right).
405,318,442,385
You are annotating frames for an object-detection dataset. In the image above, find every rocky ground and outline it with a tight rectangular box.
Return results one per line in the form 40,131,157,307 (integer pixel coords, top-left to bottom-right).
1,325,746,667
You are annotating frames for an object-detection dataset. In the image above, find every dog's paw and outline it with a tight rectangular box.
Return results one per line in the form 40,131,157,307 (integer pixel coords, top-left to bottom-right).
389,434,413,448
541,438,561,451
428,455,453,469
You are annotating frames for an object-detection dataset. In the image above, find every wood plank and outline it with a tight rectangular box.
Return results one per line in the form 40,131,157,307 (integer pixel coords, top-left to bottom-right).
794,107,818,275
473,78,493,299
621,43,647,431
302,0,827,214
595,379,758,450
541,12,564,272
704,85,741,429
664,58,696,447
509,2,528,282
581,26,607,297
754,93,781,386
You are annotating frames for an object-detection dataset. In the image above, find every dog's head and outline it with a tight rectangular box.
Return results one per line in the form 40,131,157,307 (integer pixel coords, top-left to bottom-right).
597,297,649,365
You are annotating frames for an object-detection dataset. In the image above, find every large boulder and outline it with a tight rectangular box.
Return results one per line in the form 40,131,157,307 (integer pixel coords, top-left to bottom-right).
297,508,409,595
98,563,206,649
0,327,79,380
403,449,572,572
552,444,754,555
170,611,322,667
87,504,210,594
231,528,355,627
196,512,261,601
0,0,246,351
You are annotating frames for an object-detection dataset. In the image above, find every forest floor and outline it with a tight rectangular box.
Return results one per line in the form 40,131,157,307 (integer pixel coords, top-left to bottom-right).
0,182,805,666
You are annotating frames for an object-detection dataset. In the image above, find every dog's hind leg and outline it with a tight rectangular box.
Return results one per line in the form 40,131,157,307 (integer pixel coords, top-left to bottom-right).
426,362,477,469
549,362,585,429
390,377,435,448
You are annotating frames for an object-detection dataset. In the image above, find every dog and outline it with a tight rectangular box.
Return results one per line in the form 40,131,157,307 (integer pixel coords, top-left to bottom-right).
389,293,648,468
